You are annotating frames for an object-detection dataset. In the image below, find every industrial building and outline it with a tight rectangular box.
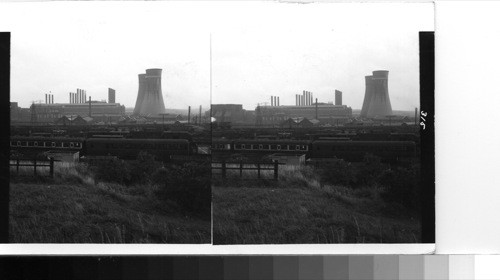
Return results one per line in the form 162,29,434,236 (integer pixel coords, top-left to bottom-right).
29,102,125,123
255,90,352,126
25,87,125,124
209,104,255,124
133,69,166,116
360,70,393,118
255,104,352,126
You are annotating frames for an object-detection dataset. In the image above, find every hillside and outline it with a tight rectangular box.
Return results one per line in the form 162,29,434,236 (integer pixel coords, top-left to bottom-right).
213,163,421,244
9,162,210,243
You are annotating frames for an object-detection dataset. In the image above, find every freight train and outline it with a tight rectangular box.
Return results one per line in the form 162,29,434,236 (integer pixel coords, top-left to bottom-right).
211,139,416,162
10,136,196,160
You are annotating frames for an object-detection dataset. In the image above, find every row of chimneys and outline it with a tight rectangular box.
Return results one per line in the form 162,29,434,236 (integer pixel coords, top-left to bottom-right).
270,96,280,106
187,105,203,124
69,89,87,104
296,90,313,106
45,94,54,104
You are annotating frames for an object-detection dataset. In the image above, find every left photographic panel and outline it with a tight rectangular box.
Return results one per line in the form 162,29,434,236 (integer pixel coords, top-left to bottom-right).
2,2,211,243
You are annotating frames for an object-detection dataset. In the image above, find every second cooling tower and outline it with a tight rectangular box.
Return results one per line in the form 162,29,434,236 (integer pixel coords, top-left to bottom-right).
360,70,392,118
133,69,166,116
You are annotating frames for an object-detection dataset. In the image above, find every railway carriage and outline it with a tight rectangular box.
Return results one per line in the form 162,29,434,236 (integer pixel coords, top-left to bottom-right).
10,137,84,153
233,139,310,154
310,140,416,162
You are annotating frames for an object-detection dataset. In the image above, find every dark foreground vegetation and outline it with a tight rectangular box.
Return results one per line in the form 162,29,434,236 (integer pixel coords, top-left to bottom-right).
9,153,210,243
213,155,421,244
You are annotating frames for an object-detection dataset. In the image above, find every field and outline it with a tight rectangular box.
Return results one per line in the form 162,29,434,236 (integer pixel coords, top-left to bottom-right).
213,162,421,244
9,161,211,243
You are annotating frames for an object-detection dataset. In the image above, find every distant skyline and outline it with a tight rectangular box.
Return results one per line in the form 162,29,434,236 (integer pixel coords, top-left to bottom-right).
1,2,433,111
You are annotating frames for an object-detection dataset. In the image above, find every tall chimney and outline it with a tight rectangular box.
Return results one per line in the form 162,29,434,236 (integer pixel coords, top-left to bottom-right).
89,96,92,117
51,94,54,104
310,92,313,106
188,106,191,124
335,90,342,106
45,94,47,104
277,96,280,106
315,98,318,119
415,107,418,126
108,88,116,103
69,92,71,104
274,96,277,107
199,105,202,124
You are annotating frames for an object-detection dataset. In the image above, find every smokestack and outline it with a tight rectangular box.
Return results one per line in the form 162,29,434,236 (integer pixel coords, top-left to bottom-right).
310,92,313,106
335,90,342,106
45,94,47,104
77,89,80,103
415,107,418,126
366,70,392,117
69,93,71,104
360,76,373,118
274,96,277,107
108,88,116,103
188,106,191,124
315,98,318,119
51,94,54,104
271,96,274,106
89,96,92,117
84,91,87,103
199,105,202,124
277,96,280,106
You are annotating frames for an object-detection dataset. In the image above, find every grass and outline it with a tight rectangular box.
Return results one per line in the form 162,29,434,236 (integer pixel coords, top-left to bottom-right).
9,162,210,243
212,165,421,244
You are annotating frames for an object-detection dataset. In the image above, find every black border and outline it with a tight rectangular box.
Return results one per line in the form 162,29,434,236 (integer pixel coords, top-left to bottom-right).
0,32,10,243
419,31,435,243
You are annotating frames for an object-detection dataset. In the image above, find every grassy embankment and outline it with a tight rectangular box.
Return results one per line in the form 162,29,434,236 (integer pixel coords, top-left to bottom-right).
9,161,210,243
213,162,421,244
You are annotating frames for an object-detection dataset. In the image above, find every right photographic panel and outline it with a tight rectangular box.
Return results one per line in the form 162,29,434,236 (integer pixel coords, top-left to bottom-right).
210,2,434,244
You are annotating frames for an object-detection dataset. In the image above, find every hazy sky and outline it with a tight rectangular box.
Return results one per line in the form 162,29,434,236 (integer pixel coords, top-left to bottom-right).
0,2,433,111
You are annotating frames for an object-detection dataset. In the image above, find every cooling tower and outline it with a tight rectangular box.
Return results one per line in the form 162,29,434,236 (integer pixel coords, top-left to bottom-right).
133,74,147,115
137,69,166,115
360,76,373,118
366,70,392,117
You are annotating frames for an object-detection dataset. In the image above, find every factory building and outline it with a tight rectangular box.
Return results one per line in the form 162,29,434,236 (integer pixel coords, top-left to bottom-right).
255,104,352,126
133,69,166,116
10,102,31,123
209,104,255,124
360,70,393,118
29,102,125,123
